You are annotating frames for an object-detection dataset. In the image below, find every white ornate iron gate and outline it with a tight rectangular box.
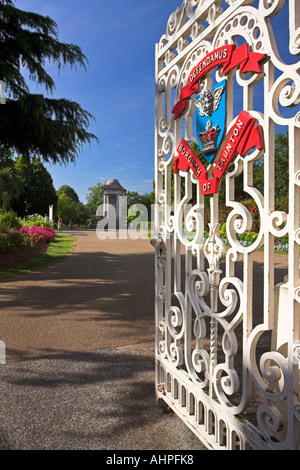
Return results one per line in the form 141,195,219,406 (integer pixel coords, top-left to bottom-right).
153,0,300,450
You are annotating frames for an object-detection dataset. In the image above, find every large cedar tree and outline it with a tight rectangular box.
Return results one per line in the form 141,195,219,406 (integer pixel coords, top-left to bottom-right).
0,0,98,164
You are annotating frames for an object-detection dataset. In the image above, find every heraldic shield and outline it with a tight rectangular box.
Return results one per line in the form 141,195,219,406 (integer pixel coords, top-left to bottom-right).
196,80,227,164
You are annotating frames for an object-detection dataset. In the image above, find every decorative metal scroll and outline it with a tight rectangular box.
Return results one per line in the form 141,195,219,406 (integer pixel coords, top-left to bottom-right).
154,0,300,450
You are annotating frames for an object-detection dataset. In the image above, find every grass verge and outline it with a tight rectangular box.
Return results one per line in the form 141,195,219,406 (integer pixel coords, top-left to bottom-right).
0,233,76,279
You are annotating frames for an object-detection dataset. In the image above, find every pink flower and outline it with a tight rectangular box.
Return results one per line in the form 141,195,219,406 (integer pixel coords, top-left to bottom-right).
18,225,56,245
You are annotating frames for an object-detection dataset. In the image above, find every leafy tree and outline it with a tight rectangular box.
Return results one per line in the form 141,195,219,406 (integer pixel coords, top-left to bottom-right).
252,131,289,208
77,202,90,222
85,182,104,215
0,166,22,210
0,0,98,164
55,193,89,225
121,190,152,211
136,193,153,212
11,155,57,216
0,145,22,209
122,189,140,207
274,131,289,206
0,144,14,168
149,181,155,205
57,184,79,203
56,193,79,225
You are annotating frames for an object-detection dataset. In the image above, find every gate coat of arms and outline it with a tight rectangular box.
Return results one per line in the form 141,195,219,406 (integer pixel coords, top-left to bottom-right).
195,81,226,163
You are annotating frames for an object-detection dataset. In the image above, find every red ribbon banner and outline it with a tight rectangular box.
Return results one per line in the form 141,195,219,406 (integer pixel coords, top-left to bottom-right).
174,111,264,195
172,44,267,120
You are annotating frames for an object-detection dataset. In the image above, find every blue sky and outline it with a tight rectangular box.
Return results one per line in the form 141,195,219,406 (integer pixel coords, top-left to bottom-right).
15,0,178,203
14,1,294,204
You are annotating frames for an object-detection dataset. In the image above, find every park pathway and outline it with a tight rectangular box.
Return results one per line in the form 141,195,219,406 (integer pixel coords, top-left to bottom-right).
0,230,156,362
0,230,288,450
0,230,207,450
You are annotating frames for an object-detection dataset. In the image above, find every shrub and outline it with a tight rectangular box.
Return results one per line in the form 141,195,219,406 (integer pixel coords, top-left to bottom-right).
0,211,23,229
281,236,288,245
0,225,9,234
274,235,289,251
0,231,23,253
24,214,51,227
0,232,10,253
0,225,55,254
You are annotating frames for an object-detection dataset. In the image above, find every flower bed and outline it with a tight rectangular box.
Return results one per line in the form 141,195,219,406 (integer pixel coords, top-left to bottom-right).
0,226,56,254
17,226,56,246
216,231,288,252
185,229,289,252
273,236,289,252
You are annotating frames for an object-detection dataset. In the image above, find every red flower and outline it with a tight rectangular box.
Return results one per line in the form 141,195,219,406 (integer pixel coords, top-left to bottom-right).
250,207,255,213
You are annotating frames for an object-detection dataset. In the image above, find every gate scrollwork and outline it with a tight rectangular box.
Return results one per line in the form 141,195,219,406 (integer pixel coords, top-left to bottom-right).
154,0,300,450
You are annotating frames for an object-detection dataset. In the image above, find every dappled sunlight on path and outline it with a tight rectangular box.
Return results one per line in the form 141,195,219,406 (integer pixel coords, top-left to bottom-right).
0,231,155,362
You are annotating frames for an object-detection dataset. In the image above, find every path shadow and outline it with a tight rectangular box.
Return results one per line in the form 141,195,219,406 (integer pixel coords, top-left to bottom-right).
0,349,154,449
0,348,204,450
0,249,155,361
0,250,155,320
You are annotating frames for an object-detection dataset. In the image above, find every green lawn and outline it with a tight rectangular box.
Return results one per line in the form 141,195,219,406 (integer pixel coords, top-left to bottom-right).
0,233,76,279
